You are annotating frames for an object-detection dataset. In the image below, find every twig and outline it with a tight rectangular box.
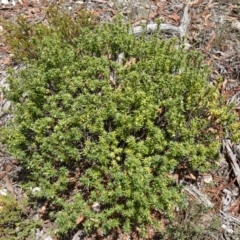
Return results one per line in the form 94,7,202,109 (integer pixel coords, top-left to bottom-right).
224,139,240,186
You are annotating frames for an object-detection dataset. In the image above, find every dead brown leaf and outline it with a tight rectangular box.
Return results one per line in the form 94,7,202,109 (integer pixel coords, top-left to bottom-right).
207,127,217,133
0,57,12,65
184,0,204,6
3,164,13,172
228,199,240,213
189,173,197,180
221,78,228,93
205,33,216,51
38,205,47,215
167,173,179,183
169,13,180,23
124,57,136,68
203,13,212,27
205,2,218,10
76,213,85,225
0,171,7,180
3,175,15,198
109,69,116,86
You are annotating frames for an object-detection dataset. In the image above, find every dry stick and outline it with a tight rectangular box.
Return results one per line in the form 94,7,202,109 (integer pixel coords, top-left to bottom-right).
207,177,237,194
131,4,191,39
184,183,214,208
224,139,240,187
220,210,240,225
179,4,191,38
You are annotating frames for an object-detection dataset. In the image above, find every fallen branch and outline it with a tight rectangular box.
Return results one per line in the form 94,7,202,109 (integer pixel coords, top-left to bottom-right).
131,4,191,39
223,139,240,187
183,182,214,208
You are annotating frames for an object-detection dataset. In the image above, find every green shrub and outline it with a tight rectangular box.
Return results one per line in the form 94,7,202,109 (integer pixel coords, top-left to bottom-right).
1,14,239,237
0,194,40,239
1,6,97,62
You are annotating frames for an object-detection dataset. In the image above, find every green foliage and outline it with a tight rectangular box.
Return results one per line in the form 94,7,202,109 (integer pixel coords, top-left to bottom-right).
0,194,40,239
1,13,240,237
1,6,97,62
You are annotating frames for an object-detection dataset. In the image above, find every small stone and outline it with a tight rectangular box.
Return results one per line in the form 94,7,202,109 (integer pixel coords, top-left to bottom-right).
44,236,53,240
31,187,41,194
221,224,233,234
92,202,100,212
2,100,11,111
203,175,213,184
232,20,240,31
0,188,7,196
1,0,9,5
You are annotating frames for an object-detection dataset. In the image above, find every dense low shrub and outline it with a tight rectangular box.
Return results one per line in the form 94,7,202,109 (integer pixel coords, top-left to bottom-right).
0,194,40,239
1,12,240,237
1,6,97,62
